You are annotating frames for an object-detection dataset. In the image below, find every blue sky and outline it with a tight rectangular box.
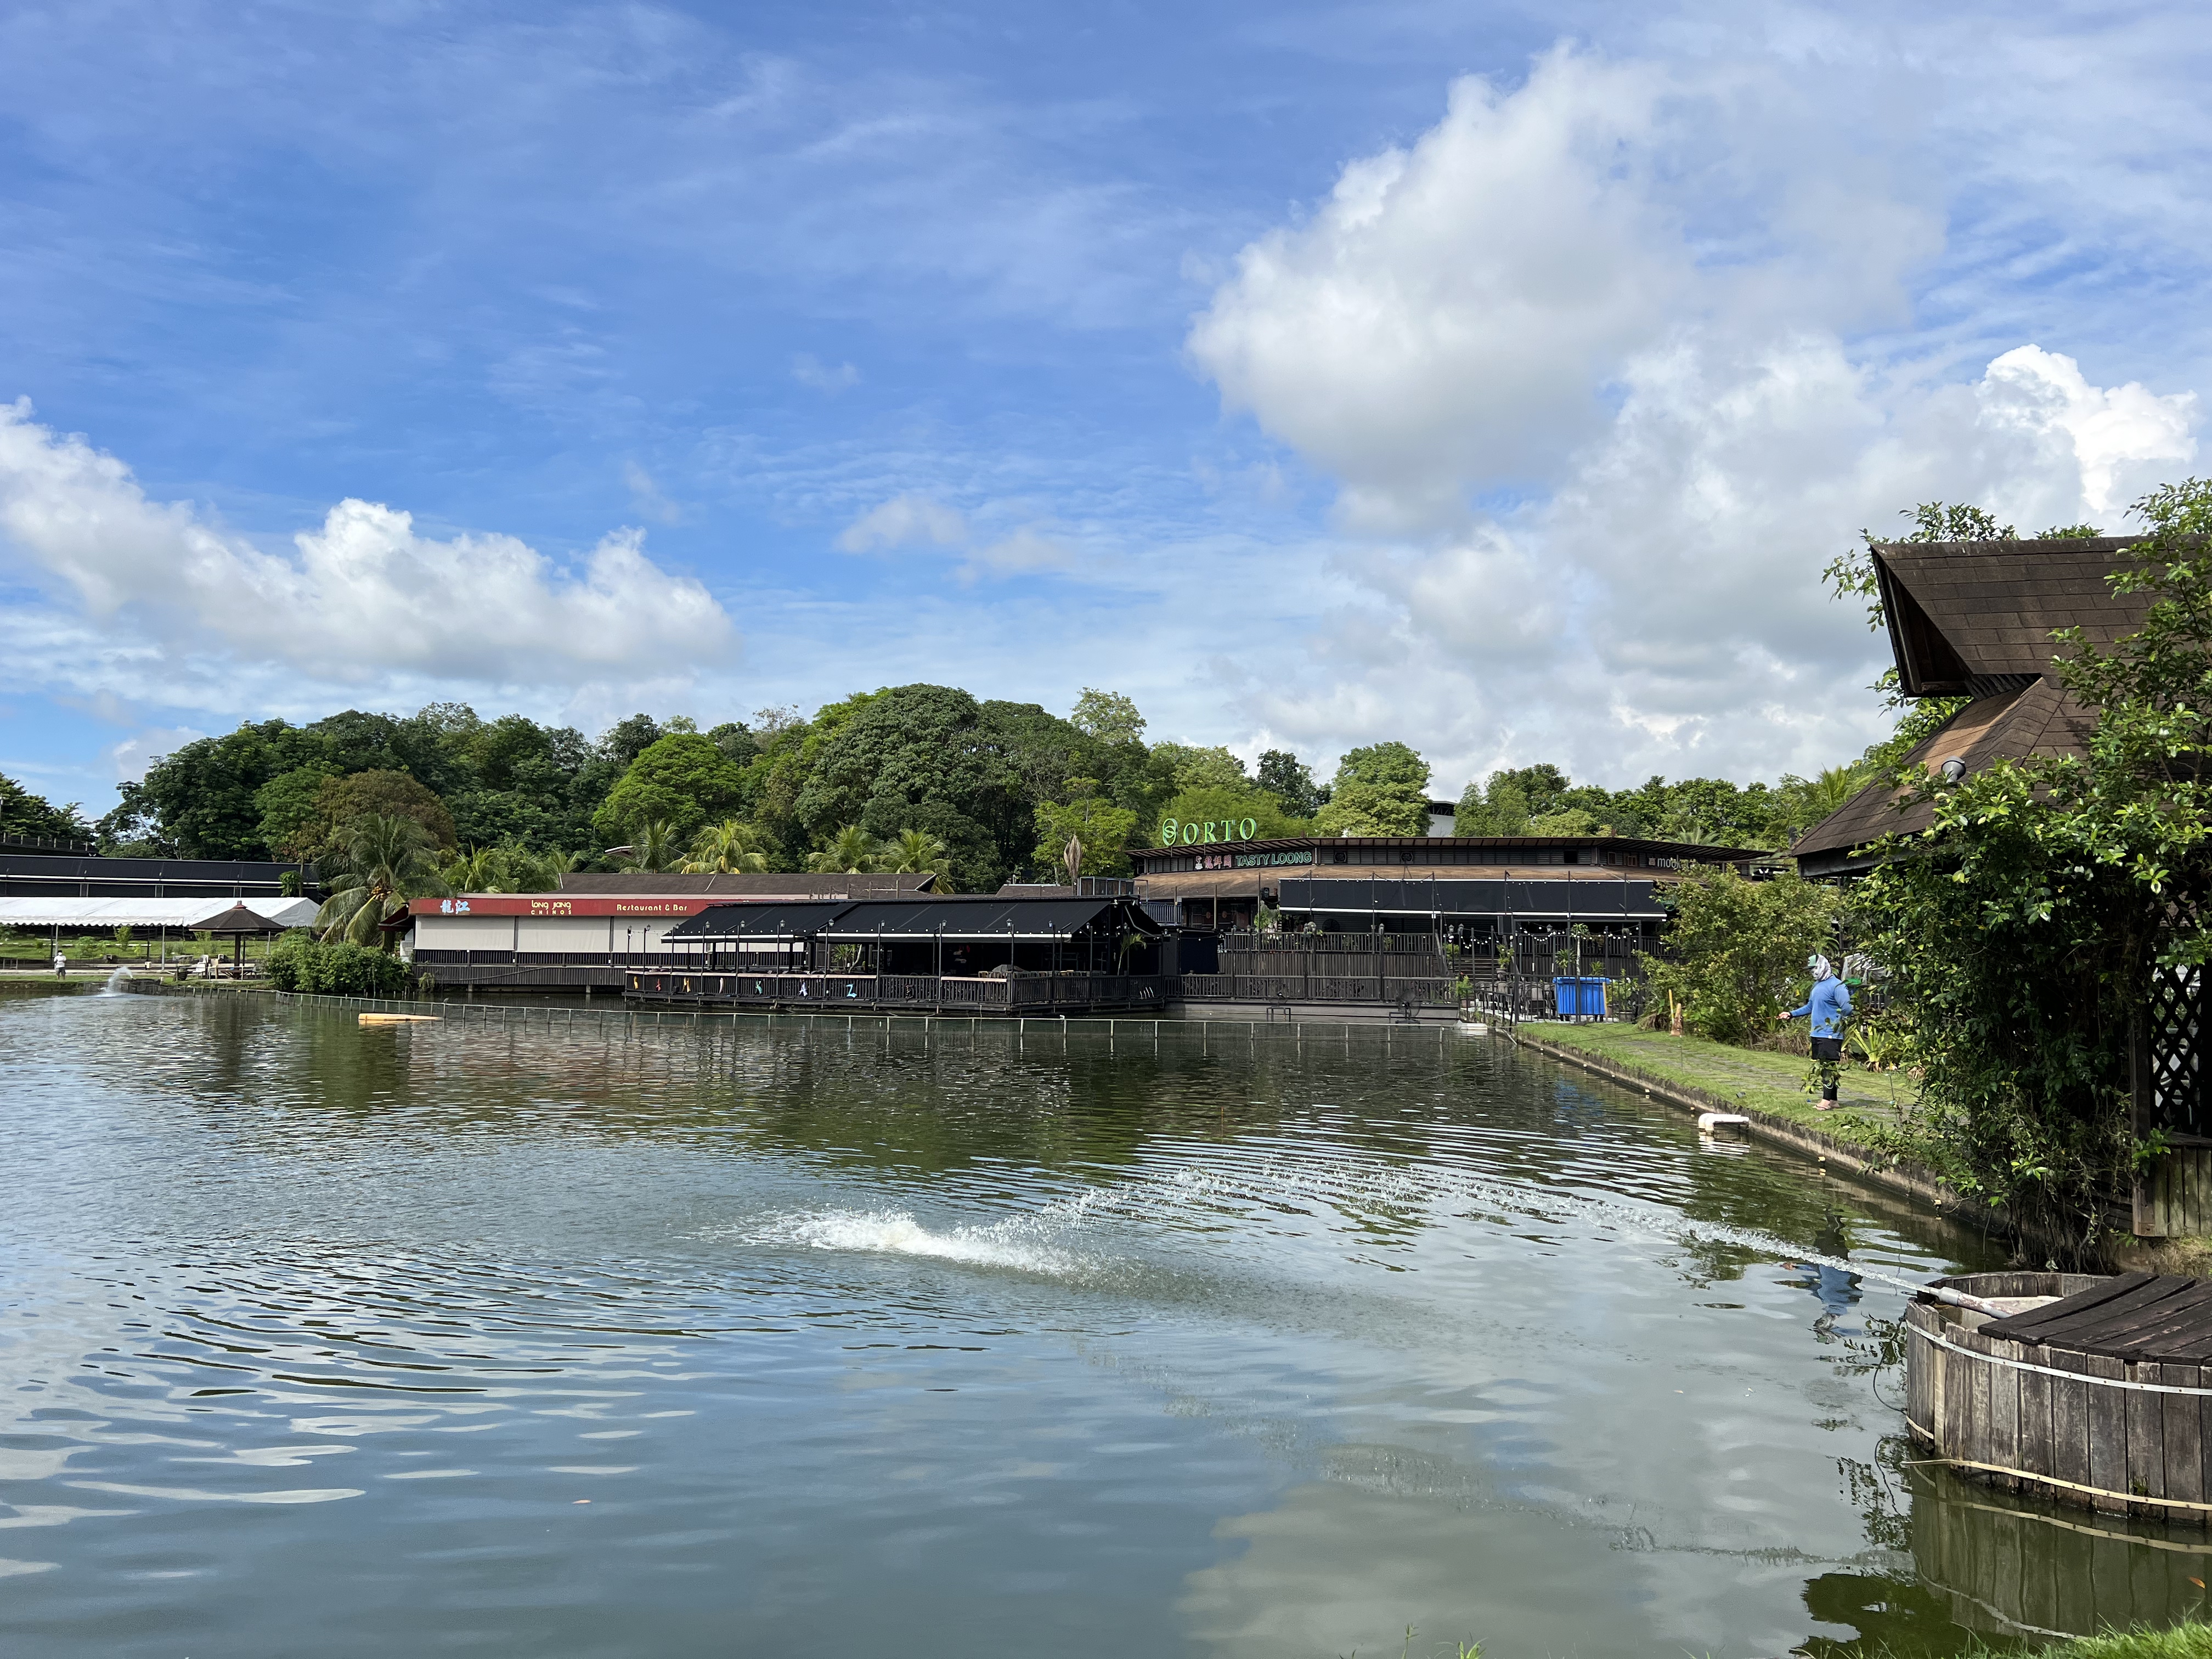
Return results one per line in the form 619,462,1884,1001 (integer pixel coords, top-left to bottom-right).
1,0,2208,816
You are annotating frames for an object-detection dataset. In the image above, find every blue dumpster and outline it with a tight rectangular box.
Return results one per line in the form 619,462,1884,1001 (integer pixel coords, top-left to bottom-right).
1551,976,1609,1018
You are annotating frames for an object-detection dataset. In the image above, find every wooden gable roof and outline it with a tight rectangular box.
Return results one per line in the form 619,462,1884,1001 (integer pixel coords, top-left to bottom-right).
1795,534,2162,878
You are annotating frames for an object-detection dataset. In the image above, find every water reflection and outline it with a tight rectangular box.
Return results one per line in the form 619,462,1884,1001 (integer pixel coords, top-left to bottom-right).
1,992,2206,1657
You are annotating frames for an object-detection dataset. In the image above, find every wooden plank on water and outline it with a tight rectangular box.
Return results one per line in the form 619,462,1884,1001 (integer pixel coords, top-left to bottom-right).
2053,1347,2093,1494
2086,1352,2131,1511
1966,1329,1994,1473
1989,1334,2021,1492
2165,1361,2204,1508
2129,1360,2168,1514
2020,1346,2055,1486
1907,1306,1932,1436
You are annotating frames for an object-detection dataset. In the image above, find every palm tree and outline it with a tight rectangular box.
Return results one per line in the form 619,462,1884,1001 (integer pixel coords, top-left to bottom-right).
684,819,772,874
500,844,584,893
317,815,449,946
608,820,682,873
879,827,951,881
807,823,881,873
438,845,505,892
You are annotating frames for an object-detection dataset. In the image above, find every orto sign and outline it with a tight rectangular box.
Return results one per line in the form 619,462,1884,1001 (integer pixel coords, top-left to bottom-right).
1161,816,1260,846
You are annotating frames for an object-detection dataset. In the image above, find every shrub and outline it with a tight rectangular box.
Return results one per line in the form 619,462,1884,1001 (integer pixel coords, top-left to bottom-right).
1641,867,1841,1046
266,934,413,996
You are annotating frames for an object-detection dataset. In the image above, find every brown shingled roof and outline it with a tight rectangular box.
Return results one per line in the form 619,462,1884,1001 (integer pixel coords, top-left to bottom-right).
1794,534,2163,877
1792,681,2098,876
1876,536,2152,695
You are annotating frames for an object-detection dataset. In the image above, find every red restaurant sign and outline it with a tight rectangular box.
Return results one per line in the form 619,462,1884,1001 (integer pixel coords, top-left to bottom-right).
406,895,754,919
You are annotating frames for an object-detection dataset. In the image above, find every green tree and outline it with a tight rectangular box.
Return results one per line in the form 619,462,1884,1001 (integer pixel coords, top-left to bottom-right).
1032,778,1140,877
614,819,684,873
1069,688,1147,748
1643,867,1841,1046
1153,785,1311,846
255,765,337,857
0,771,88,842
881,827,953,881
1454,772,1532,836
1150,743,1249,794
684,819,774,873
592,733,750,847
315,816,449,946
1315,742,1430,837
795,684,1023,891
303,770,456,864
808,823,882,873
1256,749,1324,817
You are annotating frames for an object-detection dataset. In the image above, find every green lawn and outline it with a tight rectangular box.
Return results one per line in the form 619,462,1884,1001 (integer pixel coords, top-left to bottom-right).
1519,1020,1918,1158
2012,1625,2212,1659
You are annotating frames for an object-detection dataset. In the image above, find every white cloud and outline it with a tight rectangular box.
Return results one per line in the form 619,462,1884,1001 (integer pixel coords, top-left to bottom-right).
1977,346,2198,516
792,353,861,393
622,460,684,526
1189,53,2202,794
837,493,970,552
836,492,1076,579
0,399,736,699
105,726,206,782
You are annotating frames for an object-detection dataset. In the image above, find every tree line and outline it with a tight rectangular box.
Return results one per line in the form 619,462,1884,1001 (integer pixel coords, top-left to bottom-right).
2,682,1870,894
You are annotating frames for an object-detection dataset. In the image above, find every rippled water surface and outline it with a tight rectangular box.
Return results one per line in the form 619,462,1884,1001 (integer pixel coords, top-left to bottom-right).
4,989,2209,1657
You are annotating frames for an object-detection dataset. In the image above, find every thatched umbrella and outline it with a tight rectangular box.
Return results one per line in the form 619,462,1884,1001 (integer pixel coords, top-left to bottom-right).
193,903,287,977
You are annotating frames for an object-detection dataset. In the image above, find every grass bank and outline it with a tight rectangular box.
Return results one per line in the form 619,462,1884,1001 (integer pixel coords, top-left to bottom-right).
2005,1623,2212,1658
1517,1020,1915,1157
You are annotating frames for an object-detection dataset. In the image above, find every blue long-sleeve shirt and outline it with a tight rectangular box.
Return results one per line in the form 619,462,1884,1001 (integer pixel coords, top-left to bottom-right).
1788,976,1852,1038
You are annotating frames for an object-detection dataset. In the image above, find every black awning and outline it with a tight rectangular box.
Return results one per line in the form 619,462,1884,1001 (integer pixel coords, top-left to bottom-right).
664,901,856,940
822,896,1159,941
1276,878,1662,919
665,894,1164,944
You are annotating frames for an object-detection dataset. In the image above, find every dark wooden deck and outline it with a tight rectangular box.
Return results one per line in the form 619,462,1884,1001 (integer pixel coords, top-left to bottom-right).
1980,1272,2212,1363
624,970,1176,1014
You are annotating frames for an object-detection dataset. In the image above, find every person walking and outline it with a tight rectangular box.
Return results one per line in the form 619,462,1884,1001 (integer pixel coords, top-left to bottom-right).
1781,953,1852,1109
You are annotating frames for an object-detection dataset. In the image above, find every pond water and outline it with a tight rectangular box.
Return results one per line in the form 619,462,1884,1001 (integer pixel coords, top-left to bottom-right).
3,990,2208,1658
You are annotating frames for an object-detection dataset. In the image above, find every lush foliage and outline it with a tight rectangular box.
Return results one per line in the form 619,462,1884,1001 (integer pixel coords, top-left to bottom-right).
591,732,750,847
684,819,773,874
266,933,416,996
315,815,449,944
437,842,577,893
1034,778,1141,877
105,704,613,859
1641,868,1842,1045
1,771,88,842
1316,742,1431,836
1848,482,2212,1250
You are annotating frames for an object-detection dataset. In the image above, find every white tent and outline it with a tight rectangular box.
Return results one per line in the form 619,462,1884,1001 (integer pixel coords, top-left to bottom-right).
0,896,320,930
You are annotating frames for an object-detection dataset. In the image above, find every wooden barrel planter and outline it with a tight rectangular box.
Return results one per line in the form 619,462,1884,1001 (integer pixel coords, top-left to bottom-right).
1906,1271,2212,1522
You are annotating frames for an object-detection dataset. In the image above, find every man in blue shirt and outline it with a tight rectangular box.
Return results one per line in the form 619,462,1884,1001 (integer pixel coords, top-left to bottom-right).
1781,953,1853,1109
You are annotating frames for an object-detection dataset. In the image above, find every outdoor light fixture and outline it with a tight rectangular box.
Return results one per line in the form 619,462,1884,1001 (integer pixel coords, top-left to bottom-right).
1939,757,1967,783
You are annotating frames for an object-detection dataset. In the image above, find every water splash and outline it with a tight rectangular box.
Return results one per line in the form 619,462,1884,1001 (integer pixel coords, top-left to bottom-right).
99,966,134,996
749,1207,1096,1277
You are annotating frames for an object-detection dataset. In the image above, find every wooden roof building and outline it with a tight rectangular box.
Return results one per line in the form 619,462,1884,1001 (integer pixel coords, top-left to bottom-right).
1793,535,2154,877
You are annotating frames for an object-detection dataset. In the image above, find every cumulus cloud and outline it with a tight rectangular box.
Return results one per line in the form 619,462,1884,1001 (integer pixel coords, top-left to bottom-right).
0,399,735,698
1190,52,2202,793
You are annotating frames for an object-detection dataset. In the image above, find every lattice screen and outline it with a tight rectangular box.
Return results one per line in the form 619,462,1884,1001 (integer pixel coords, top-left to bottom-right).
2147,962,2208,1136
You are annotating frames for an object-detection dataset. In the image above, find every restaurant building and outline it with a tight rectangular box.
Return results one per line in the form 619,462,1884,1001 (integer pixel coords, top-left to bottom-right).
1132,833,1763,938
396,871,936,990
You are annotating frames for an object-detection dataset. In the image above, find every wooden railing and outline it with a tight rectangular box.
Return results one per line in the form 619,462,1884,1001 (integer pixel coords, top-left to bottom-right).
623,972,1177,1012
